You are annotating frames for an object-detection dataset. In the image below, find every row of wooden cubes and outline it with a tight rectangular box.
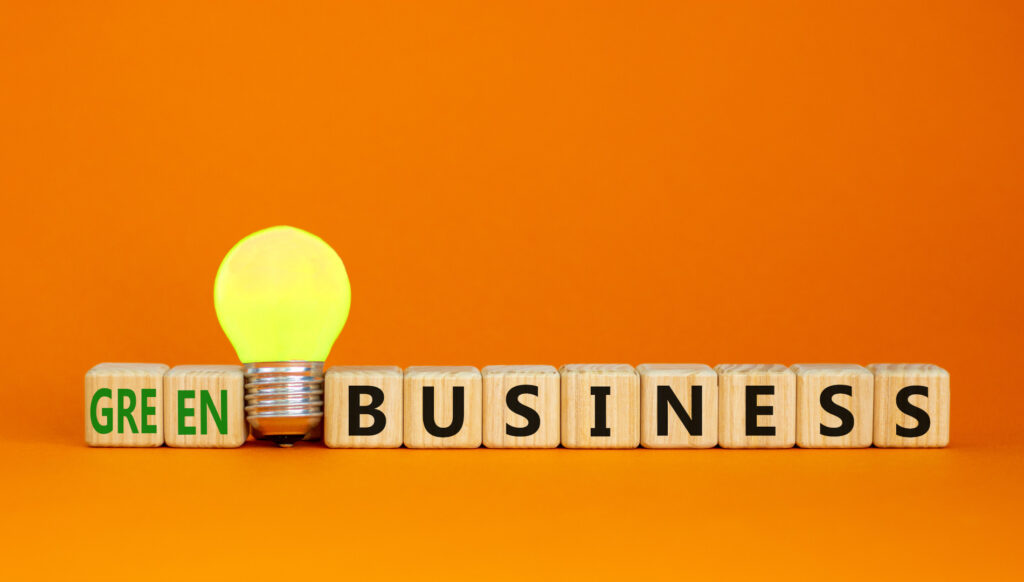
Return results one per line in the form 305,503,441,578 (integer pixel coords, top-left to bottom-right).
85,363,949,448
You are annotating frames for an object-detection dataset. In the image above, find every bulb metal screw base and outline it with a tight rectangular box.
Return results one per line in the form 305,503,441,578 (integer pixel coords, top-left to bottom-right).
243,361,324,447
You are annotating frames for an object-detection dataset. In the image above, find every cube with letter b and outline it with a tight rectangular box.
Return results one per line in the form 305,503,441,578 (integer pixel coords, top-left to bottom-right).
560,364,639,448
324,366,403,448
869,363,949,448
164,365,247,448
85,363,168,447
716,364,795,448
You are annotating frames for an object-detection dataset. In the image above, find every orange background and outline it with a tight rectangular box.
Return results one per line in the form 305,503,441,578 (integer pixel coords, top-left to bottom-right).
2,1,1022,579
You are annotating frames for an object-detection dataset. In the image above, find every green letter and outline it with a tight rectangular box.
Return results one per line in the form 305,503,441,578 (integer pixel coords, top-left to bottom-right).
140,389,158,434
117,389,138,434
178,390,196,435
90,388,113,434
200,390,229,435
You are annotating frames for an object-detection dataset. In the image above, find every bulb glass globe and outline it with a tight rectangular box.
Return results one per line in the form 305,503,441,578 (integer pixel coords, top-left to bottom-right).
214,225,350,363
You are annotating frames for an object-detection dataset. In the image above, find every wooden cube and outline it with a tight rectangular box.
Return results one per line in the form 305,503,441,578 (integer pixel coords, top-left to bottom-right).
85,363,168,447
560,364,639,449
482,365,560,448
324,366,403,448
638,363,718,448
870,363,950,447
164,365,247,448
793,363,873,448
404,366,482,448
716,364,795,448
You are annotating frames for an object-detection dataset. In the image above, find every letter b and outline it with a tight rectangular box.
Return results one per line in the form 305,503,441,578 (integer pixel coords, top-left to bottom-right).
349,385,387,436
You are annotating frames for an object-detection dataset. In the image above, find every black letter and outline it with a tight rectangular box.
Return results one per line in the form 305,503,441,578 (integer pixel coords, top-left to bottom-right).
896,385,931,437
745,385,775,436
349,386,386,436
506,384,541,437
590,386,611,437
423,385,465,438
657,385,702,436
819,384,855,437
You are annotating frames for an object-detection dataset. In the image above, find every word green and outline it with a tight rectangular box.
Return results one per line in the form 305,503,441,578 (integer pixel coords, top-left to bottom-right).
89,388,157,434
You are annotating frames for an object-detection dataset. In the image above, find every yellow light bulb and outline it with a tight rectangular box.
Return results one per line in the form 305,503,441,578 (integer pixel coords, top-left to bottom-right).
214,225,351,446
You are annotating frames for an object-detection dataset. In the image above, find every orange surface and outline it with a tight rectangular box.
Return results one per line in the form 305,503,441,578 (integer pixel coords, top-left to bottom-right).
1,1,1022,579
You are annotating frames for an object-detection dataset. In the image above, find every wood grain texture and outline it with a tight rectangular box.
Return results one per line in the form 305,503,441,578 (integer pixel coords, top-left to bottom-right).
84,363,167,447
163,365,246,448
716,364,796,448
793,363,873,448
482,365,560,448
869,363,950,448
324,366,403,448
638,363,718,448
404,366,482,448
560,364,639,449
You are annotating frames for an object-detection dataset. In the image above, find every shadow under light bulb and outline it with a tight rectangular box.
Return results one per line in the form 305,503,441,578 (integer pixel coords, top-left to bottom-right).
214,225,351,447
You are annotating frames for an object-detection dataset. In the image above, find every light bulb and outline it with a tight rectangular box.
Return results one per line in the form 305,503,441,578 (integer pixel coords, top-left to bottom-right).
214,225,351,446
